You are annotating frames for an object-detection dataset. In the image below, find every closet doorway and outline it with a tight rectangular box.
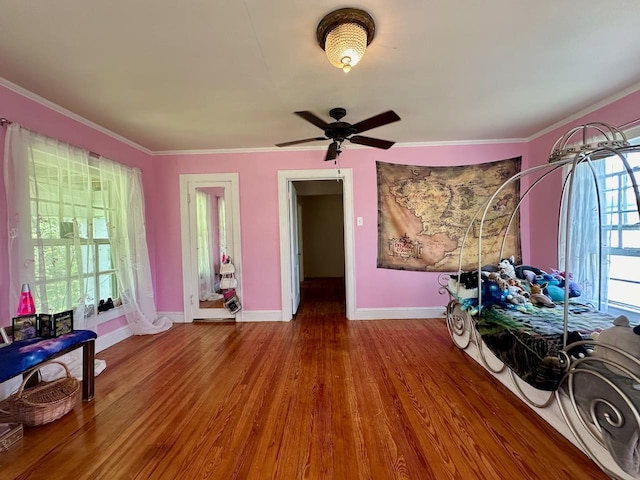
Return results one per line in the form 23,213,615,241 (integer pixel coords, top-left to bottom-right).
278,169,355,321
179,173,242,321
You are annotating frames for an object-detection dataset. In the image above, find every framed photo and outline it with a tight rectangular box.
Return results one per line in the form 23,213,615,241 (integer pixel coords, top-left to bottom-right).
53,310,73,336
38,313,52,338
39,310,73,338
12,314,38,341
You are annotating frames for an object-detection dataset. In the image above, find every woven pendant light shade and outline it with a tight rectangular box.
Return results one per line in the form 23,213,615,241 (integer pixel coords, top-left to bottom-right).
316,8,375,73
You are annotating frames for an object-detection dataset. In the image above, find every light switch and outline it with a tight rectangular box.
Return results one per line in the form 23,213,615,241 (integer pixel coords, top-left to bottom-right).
357,216,363,226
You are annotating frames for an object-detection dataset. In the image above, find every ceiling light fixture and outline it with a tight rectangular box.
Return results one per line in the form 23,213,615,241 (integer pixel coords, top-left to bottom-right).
316,8,375,73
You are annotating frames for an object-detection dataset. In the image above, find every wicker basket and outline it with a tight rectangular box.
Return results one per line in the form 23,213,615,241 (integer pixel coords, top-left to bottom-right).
0,360,79,427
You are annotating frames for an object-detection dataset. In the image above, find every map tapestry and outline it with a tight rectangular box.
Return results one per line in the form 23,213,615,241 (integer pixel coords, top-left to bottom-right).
377,157,522,272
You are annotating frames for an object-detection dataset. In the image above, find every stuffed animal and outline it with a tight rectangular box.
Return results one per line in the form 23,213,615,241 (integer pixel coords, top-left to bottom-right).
498,256,516,279
515,265,545,281
538,273,566,302
591,315,640,390
529,283,555,308
483,271,509,292
550,269,582,298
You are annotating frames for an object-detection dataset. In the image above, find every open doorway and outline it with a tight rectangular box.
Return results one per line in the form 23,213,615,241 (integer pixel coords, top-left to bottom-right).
278,169,355,321
293,180,345,316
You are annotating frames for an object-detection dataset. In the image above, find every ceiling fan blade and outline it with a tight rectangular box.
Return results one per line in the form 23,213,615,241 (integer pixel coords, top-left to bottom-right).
276,137,327,147
325,142,338,161
351,111,401,134
295,111,329,130
349,136,395,149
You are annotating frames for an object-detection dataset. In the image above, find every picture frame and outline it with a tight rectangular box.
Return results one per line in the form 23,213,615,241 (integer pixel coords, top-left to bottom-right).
39,310,73,338
53,310,73,336
12,314,38,341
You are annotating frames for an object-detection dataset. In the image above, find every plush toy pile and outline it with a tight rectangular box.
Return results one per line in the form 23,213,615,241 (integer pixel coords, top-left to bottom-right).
452,255,583,314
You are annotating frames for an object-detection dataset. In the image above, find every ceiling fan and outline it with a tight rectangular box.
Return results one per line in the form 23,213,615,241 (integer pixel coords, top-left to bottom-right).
276,107,401,161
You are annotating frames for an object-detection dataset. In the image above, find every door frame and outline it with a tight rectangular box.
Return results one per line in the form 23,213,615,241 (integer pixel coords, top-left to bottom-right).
179,173,242,322
278,168,355,321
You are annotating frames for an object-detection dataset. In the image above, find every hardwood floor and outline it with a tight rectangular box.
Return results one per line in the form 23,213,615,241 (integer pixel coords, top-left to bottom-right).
0,278,607,479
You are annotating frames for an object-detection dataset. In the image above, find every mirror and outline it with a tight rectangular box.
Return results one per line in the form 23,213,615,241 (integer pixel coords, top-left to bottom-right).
195,187,227,310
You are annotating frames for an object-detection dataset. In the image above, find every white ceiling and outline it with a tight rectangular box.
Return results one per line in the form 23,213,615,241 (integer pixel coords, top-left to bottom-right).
2,1,640,153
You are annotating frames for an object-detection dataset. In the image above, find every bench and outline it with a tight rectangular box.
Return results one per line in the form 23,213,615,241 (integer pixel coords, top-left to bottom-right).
0,330,97,401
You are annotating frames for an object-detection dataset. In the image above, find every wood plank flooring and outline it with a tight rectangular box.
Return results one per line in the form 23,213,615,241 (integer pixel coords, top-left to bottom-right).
0,278,607,479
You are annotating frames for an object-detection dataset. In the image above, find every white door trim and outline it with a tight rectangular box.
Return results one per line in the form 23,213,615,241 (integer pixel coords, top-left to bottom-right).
278,169,355,321
179,173,243,322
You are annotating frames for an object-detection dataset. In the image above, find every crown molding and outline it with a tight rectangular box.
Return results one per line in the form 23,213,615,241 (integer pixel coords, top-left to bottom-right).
152,137,528,156
0,77,153,156
528,81,640,142
4,75,638,156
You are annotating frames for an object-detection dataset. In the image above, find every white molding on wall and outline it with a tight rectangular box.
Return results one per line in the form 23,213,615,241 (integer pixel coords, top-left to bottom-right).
528,80,640,142
4,75,640,157
179,173,242,323
96,324,133,353
278,168,356,321
238,311,283,322
352,307,445,321
0,77,152,155
155,308,445,323
159,312,187,324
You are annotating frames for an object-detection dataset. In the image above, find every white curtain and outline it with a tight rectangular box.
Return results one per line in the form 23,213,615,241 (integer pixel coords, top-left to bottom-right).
96,157,173,334
196,191,220,301
4,124,171,337
558,159,609,309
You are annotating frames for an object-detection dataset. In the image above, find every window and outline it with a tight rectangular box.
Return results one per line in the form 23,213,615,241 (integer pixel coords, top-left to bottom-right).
559,141,640,316
602,150,640,312
29,147,118,316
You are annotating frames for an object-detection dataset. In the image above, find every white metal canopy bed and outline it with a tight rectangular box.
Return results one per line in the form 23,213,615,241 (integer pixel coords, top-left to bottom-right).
441,123,640,479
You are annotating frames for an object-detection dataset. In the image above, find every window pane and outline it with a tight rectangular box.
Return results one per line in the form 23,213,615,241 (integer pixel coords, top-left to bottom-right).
98,273,117,300
81,245,94,275
609,255,640,282
85,276,96,307
98,244,112,270
621,229,640,249
94,212,109,239
32,214,61,239
608,279,640,309
35,245,68,281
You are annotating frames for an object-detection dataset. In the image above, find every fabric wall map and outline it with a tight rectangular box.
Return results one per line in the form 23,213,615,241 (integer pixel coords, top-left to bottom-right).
377,157,522,272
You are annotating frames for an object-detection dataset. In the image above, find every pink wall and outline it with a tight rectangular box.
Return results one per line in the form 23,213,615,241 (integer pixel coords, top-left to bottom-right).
528,89,640,271
0,84,154,335
150,143,530,313
3,81,640,324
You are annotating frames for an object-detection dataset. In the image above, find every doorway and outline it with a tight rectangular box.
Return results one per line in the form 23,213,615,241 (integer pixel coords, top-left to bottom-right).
180,173,242,321
293,180,345,315
278,169,355,321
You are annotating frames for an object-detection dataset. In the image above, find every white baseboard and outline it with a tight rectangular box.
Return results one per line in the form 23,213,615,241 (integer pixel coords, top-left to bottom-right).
351,307,445,320
160,308,446,323
238,310,284,322
159,312,187,324
96,324,133,353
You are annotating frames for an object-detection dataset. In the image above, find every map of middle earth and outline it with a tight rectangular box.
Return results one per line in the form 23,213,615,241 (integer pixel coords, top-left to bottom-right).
376,158,522,272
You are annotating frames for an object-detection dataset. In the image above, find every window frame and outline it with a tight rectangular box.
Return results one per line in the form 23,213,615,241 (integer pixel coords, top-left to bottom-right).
29,149,120,318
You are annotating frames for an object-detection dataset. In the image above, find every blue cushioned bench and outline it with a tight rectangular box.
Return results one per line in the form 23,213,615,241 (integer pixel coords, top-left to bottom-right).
0,330,97,401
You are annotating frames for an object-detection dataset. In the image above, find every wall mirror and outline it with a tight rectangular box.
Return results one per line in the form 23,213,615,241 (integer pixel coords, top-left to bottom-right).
180,174,242,321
